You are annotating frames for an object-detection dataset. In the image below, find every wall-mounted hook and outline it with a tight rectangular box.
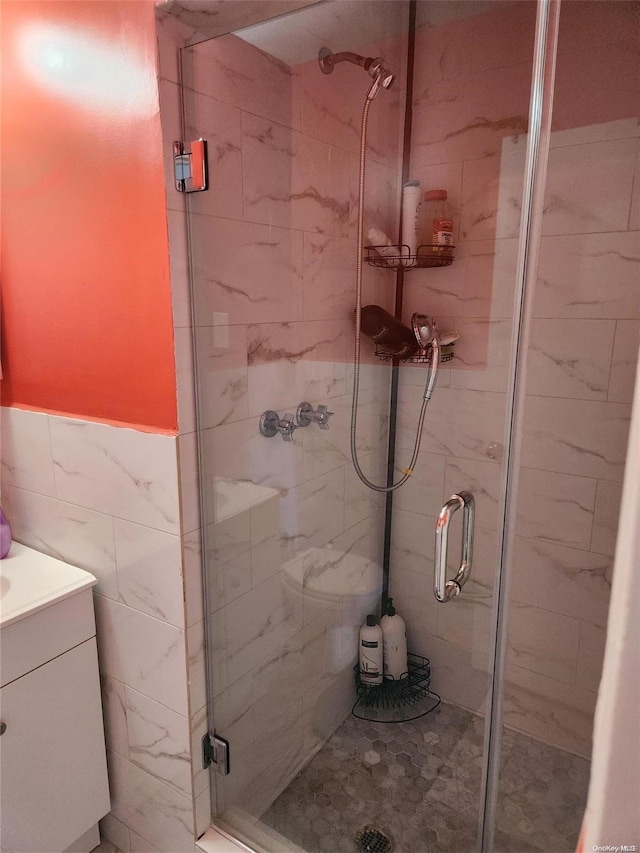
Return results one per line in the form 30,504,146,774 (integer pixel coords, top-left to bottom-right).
296,402,334,430
259,410,298,442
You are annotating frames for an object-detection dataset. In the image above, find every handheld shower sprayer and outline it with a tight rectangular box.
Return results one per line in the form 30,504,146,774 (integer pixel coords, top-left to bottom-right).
318,48,395,100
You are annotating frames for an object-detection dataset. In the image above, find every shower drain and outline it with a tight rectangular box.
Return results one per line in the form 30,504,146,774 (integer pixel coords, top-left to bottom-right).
354,825,393,853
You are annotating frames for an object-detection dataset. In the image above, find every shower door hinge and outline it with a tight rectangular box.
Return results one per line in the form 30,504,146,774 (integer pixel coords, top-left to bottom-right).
202,731,230,775
174,139,208,193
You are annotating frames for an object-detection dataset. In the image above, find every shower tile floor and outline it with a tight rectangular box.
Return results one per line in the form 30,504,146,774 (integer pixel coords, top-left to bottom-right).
262,702,589,853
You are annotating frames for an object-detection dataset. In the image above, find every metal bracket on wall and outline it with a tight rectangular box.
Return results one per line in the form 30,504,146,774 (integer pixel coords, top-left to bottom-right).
174,139,208,193
202,731,230,774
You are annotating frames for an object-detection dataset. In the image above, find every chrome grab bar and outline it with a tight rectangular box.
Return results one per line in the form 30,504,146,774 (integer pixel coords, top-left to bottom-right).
434,491,475,602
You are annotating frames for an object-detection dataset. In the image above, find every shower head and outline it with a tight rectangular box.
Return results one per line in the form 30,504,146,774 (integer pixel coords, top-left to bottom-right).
318,48,396,96
411,314,440,349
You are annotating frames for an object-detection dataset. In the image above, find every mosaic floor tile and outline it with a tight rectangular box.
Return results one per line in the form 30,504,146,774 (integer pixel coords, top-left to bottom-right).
261,701,590,853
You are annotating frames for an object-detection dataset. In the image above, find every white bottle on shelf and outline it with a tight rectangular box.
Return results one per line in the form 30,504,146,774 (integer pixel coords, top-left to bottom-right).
359,614,383,684
380,597,408,681
366,226,401,267
401,180,422,259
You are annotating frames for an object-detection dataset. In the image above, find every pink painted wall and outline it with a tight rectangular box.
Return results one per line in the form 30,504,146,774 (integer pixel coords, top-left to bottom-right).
1,0,177,432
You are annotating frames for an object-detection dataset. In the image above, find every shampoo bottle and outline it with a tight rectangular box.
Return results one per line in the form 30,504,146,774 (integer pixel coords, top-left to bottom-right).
401,180,422,259
359,614,383,684
380,597,408,681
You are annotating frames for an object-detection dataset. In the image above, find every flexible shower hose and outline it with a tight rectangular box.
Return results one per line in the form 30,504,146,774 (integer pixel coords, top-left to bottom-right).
350,92,439,493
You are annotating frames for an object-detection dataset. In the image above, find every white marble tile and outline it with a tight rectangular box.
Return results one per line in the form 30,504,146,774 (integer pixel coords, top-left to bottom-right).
223,571,303,684
210,670,254,761
411,61,531,167
284,467,345,552
187,32,300,129
344,454,386,530
251,610,343,746
390,451,446,519
516,468,597,550
521,396,631,481
216,702,305,820
113,519,185,628
174,327,197,435
302,234,359,321
101,674,129,760
183,528,204,627
396,386,508,465
204,418,304,493
242,113,352,236
190,703,209,798
99,814,131,853
608,319,640,403
246,320,347,418
49,417,180,534
190,214,304,327
444,456,502,531
527,318,616,401
210,550,252,614
576,621,607,693
183,89,244,222
302,665,354,756
94,595,189,716
390,507,437,575
448,318,513,393
1,486,119,600
590,479,623,557
129,829,162,853
178,431,201,535
510,536,612,628
404,238,504,320
187,620,208,715
542,137,637,236
506,602,581,683
415,636,491,716
195,324,249,429
1,407,56,496
125,687,191,798
107,751,194,853
534,231,640,319
503,664,596,759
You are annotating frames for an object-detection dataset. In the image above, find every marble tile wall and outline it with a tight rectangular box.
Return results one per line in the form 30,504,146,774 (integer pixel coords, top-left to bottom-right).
390,0,639,759
0,407,199,853
157,1,411,835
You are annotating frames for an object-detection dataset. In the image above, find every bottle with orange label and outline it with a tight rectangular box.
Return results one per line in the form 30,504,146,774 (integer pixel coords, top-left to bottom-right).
419,189,454,258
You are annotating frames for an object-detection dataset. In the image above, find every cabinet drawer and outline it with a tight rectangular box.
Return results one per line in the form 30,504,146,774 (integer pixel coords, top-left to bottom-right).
0,637,110,852
0,589,96,687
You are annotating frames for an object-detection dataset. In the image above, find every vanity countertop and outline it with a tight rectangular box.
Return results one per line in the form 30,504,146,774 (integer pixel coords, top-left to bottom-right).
0,543,97,630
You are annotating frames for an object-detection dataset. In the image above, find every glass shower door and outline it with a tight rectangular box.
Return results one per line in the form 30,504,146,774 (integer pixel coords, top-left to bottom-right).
179,0,541,850
487,2,640,850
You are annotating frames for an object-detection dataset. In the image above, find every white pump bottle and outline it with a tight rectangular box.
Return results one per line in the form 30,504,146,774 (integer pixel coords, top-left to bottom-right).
380,597,408,681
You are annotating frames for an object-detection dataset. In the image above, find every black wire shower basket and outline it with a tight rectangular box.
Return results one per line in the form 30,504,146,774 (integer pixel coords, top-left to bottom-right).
352,653,441,723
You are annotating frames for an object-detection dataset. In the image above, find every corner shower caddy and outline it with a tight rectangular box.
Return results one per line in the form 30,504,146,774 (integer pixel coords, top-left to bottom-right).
365,243,455,270
374,342,455,365
352,653,441,723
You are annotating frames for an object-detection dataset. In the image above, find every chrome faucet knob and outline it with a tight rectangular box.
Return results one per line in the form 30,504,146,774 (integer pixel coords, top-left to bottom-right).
315,405,334,430
296,402,334,430
279,414,297,441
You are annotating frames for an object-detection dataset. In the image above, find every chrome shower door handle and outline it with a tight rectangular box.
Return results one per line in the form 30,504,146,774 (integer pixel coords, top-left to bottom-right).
434,491,475,603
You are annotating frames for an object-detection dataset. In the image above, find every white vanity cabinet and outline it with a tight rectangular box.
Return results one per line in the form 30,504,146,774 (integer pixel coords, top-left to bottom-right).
0,544,110,853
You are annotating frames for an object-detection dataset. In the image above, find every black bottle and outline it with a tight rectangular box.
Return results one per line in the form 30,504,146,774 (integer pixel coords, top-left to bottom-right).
359,305,417,357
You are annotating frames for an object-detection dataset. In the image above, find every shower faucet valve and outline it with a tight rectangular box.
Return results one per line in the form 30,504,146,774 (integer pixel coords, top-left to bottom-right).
296,402,334,430
259,410,298,441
